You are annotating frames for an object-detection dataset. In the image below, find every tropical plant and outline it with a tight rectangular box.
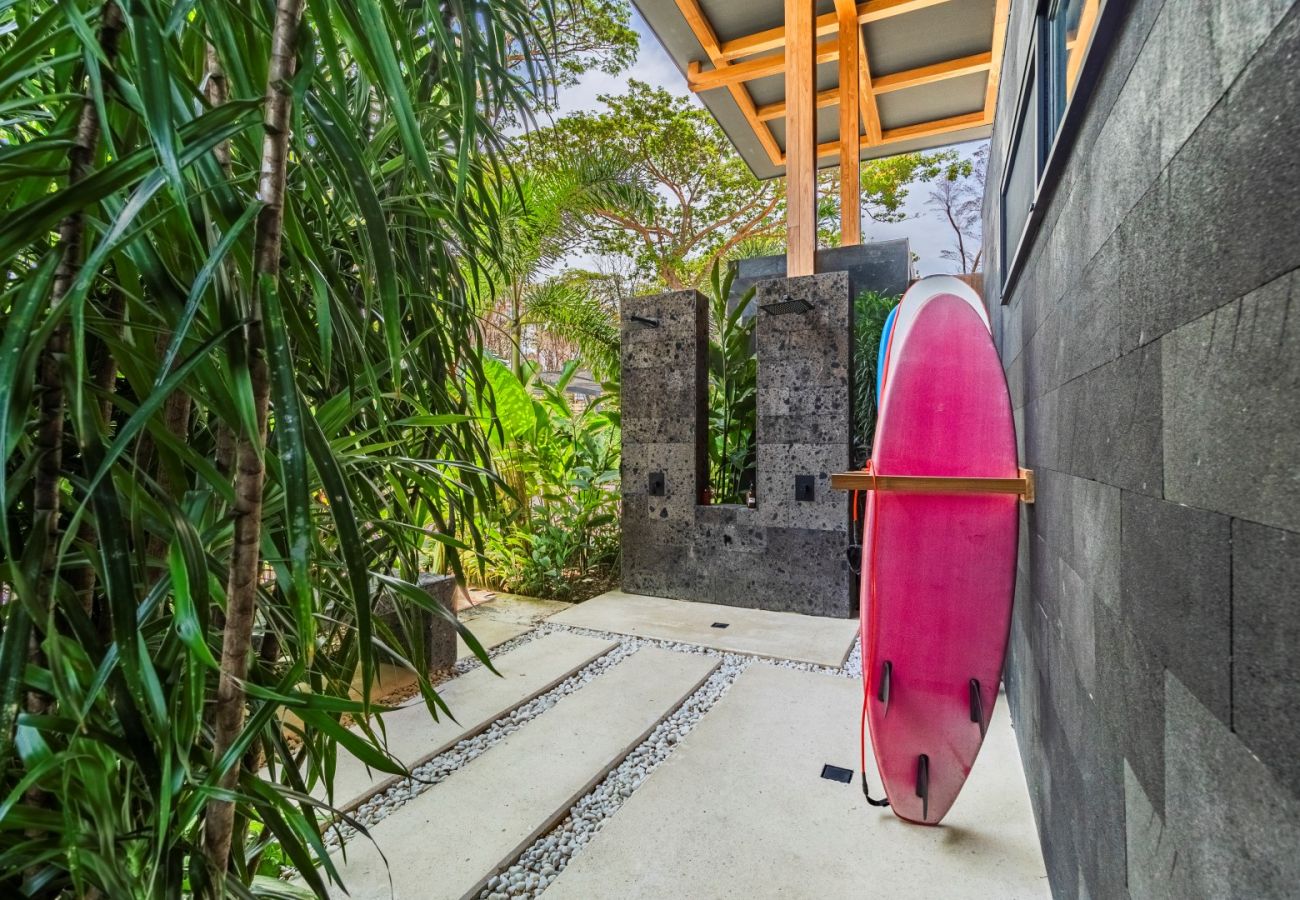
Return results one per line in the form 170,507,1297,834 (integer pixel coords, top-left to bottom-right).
479,148,652,377
525,82,970,290
476,358,621,601
0,0,558,894
704,262,758,505
525,81,787,291
853,290,903,466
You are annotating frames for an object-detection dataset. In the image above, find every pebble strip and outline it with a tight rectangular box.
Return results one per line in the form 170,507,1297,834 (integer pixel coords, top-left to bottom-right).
472,625,864,899
322,637,639,850
312,622,864,895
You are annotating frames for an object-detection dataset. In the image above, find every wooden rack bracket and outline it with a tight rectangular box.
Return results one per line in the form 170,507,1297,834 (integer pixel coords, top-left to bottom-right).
830,467,1036,504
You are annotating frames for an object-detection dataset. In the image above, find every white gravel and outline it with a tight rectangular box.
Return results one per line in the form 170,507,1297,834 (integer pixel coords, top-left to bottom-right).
311,621,864,895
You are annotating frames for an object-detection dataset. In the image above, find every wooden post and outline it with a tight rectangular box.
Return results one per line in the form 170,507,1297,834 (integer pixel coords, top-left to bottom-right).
834,0,861,246
784,0,816,276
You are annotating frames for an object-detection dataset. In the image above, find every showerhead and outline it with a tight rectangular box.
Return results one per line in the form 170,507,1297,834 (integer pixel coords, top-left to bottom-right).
760,295,813,316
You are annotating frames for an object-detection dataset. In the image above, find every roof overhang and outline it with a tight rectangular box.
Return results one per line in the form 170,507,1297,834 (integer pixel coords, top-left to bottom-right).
632,0,1009,179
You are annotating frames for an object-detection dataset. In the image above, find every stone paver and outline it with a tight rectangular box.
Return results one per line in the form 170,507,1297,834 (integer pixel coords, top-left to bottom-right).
456,618,533,660
547,664,1048,900
324,647,719,899
315,632,614,812
550,590,857,667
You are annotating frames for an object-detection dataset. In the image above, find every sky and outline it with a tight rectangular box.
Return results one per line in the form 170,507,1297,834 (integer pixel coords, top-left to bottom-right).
546,7,984,277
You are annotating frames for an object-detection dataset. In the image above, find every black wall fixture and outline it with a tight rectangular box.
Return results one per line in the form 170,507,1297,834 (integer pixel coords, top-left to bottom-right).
648,471,666,496
629,314,660,328
795,475,815,502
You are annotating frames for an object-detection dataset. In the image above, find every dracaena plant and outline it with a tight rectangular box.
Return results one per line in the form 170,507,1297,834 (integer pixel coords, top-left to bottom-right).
705,261,757,505
0,0,560,894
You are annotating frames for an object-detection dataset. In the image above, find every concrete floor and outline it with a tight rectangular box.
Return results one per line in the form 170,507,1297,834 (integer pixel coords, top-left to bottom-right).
547,664,1049,899
550,590,859,667
316,633,614,812
311,591,1048,898
323,648,718,899
458,591,572,659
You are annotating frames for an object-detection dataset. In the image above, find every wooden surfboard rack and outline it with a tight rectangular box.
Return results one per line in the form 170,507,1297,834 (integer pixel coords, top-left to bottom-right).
830,467,1036,504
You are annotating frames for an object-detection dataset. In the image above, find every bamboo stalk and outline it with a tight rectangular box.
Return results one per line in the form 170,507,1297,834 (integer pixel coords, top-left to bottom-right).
204,0,305,876
26,0,125,806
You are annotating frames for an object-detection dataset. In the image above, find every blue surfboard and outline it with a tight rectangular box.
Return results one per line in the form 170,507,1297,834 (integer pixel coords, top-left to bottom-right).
876,305,899,405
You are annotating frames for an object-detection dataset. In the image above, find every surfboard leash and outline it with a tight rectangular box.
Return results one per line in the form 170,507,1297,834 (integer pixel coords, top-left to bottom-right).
859,681,889,807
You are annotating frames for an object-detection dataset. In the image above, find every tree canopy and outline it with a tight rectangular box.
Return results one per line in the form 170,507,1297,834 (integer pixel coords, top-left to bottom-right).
523,81,967,292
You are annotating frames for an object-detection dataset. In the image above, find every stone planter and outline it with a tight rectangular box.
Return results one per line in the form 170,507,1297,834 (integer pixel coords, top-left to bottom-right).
374,573,457,673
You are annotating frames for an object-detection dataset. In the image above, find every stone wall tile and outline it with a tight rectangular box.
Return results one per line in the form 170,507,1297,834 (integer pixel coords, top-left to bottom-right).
1232,519,1300,798
1163,270,1300,532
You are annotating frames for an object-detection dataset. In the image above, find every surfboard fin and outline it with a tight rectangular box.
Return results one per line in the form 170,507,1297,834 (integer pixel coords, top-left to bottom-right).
877,660,891,715
969,678,986,738
917,754,930,822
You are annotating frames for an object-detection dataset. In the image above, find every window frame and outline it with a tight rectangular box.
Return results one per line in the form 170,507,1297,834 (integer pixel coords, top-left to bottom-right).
996,0,1125,301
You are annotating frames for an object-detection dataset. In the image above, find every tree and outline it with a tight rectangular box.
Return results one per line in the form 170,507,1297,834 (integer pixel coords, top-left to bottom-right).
477,148,652,375
818,150,963,246
530,0,639,97
928,142,988,273
526,81,786,290
527,82,968,289
0,0,559,893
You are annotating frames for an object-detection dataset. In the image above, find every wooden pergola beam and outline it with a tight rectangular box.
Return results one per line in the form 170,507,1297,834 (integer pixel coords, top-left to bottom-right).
873,51,993,93
858,32,882,144
835,0,861,246
754,51,989,121
717,0,953,61
778,110,985,164
687,40,839,92
674,0,785,167
1065,0,1100,94
983,0,1011,122
755,88,841,122
785,0,816,277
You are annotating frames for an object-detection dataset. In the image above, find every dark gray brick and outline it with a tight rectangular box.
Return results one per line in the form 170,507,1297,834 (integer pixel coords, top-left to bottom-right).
1232,520,1300,799
1119,5,1300,349
1120,491,1231,724
1163,270,1300,532
1095,603,1166,816
1057,343,1163,496
1162,674,1300,898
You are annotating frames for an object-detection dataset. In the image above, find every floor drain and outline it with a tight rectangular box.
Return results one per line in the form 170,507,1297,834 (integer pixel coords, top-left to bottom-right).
711,622,730,629
820,764,853,784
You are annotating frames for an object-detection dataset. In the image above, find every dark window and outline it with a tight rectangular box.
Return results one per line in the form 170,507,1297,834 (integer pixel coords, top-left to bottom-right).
998,0,1106,287
1001,61,1038,274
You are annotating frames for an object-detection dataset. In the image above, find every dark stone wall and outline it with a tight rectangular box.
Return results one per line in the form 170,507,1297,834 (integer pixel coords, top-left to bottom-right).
730,239,913,309
982,1,1300,897
620,273,856,618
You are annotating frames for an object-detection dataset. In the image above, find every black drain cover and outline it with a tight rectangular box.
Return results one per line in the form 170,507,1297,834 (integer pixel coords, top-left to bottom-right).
820,764,853,784
711,622,729,629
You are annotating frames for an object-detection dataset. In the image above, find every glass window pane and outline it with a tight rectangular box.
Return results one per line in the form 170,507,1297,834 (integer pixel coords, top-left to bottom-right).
1002,68,1038,277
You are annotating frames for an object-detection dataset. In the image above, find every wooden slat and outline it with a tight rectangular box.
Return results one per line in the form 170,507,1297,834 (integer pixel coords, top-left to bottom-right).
802,110,987,160
688,40,839,92
756,88,840,122
858,32,882,145
785,0,816,277
755,51,991,121
717,0,953,61
830,468,1036,503
873,51,993,94
983,0,1010,121
673,0,784,167
835,0,861,246
1066,0,1100,96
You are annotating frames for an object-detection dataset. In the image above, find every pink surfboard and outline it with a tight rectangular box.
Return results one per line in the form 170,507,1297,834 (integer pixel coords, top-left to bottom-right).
861,280,1018,825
